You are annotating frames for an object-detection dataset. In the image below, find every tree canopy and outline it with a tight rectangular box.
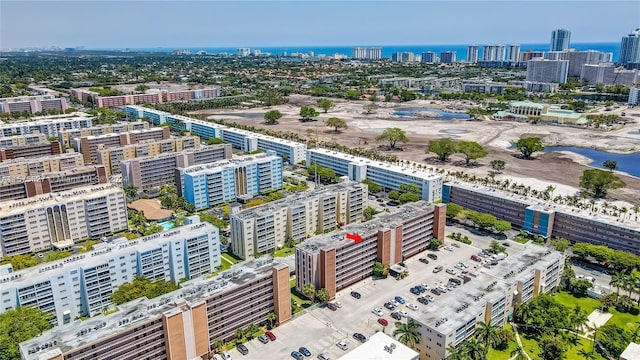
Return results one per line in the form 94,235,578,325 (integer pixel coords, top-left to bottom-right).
264,109,283,125
299,106,319,121
602,160,618,171
111,276,179,305
0,306,52,359
377,127,409,149
490,159,506,172
456,141,488,165
326,117,347,133
316,98,334,113
579,168,625,198
514,137,545,159
427,138,457,162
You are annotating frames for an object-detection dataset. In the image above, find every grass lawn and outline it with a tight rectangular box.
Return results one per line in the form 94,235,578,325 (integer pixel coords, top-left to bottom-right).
514,237,530,244
274,246,295,257
553,292,602,314
222,252,243,263
486,325,520,360
607,308,640,330
289,277,312,313
518,332,540,359
565,338,606,360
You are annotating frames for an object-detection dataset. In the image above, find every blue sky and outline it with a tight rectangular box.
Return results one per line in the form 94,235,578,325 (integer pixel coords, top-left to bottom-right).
1,1,638,49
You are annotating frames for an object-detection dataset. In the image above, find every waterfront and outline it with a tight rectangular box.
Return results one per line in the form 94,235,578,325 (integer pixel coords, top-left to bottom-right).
543,146,640,177
394,107,470,120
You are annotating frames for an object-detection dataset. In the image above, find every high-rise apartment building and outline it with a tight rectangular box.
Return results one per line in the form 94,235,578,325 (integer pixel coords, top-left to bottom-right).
295,201,446,299
440,51,457,64
73,127,171,164
482,45,506,61
629,87,640,105
1,221,220,327
507,44,521,62
619,28,640,68
519,50,545,62
58,122,149,149
0,153,85,179
566,50,604,77
0,115,92,138
550,29,571,51
20,258,291,360
526,59,569,83
97,135,200,175
0,184,128,257
231,181,366,259
176,151,283,209
421,52,438,63
466,45,479,63
0,95,68,115
392,52,415,63
306,148,443,203
120,144,232,189
70,88,221,108
351,47,382,60
0,140,61,161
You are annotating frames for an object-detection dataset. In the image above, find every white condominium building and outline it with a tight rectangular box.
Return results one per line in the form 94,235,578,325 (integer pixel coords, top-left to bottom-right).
0,114,93,138
230,180,367,259
0,221,220,327
0,184,128,257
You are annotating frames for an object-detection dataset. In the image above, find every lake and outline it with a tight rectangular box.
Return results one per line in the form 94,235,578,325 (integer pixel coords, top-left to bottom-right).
394,107,470,120
543,146,640,177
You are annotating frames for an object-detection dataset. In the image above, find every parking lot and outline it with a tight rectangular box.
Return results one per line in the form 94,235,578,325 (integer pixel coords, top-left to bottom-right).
229,230,530,359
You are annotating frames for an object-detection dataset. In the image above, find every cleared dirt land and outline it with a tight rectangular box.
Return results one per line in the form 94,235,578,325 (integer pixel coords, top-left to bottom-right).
191,96,640,205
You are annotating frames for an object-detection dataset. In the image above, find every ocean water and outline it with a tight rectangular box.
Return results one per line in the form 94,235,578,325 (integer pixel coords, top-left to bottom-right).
129,42,621,62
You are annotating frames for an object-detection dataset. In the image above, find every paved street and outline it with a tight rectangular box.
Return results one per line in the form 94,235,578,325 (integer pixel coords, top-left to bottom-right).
228,232,530,360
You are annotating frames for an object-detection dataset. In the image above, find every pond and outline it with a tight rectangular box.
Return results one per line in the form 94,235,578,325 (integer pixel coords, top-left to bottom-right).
394,107,470,120
543,146,640,177
159,220,175,230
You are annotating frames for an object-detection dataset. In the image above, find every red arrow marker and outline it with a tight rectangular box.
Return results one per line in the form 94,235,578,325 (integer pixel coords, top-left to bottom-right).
346,233,363,243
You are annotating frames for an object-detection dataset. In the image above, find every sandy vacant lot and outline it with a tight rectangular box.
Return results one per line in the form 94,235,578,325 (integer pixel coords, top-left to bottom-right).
191,96,640,205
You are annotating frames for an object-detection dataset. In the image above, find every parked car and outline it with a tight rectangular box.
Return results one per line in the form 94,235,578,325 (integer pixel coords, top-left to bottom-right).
410,287,421,295
378,318,389,326
431,288,442,295
372,308,384,316
327,303,338,311
299,347,312,357
237,344,249,355
394,296,406,304
446,268,456,275
317,353,330,360
398,310,408,318
433,265,443,273
334,301,342,308
390,312,402,320
427,253,438,260
265,331,276,341
418,297,429,304
451,242,461,248
420,283,430,290
258,335,269,344
449,278,462,285
351,291,361,299
336,341,349,351
407,303,419,311
353,333,367,342
291,351,304,360
444,246,454,251
470,255,482,262
384,302,396,310
419,258,430,264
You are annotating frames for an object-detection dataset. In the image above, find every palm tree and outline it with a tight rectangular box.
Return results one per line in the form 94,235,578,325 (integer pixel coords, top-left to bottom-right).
570,305,589,336
212,338,225,354
124,185,138,200
446,344,468,360
510,346,528,360
266,312,277,329
462,338,485,360
610,272,626,295
393,320,421,348
474,321,500,355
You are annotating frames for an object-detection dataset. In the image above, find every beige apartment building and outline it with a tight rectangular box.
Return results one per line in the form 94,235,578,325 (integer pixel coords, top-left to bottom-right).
0,133,47,147
57,121,149,149
73,127,170,163
231,181,367,259
295,201,446,300
21,258,291,360
0,184,127,257
97,135,200,174
0,141,62,162
0,153,85,179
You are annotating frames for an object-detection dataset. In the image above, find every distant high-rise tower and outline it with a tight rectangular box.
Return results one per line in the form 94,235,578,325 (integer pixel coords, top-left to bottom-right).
619,28,640,68
466,45,479,63
482,45,506,61
507,44,521,62
237,48,250,57
440,51,456,64
550,29,571,51
421,52,437,63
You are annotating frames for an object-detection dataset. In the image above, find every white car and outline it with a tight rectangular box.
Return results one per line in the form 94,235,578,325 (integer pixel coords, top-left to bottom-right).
336,341,349,351
398,310,408,318
421,283,430,290
334,301,343,308
446,268,456,275
372,308,384,317
444,246,454,251
407,303,419,311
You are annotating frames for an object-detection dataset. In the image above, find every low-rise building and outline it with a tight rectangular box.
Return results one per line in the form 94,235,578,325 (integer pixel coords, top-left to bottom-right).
58,121,149,149
0,114,92,138
73,127,171,164
338,332,419,360
176,151,283,209
231,181,367,259
0,140,61,161
71,87,221,108
411,247,564,359
0,153,85,179
120,144,232,189
295,201,446,299
0,184,128,257
492,101,586,124
0,133,47,147
20,258,291,360
1,221,220,327
0,95,68,114
307,148,443,203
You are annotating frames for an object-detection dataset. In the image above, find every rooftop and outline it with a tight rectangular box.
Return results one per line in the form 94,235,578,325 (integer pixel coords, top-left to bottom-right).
296,201,434,254
178,152,280,176
0,115,92,130
337,332,419,360
0,152,82,166
0,165,104,186
58,121,148,134
127,199,174,221
81,127,165,141
119,144,227,164
620,342,640,360
510,100,546,109
0,184,123,216
0,222,217,288
20,257,285,359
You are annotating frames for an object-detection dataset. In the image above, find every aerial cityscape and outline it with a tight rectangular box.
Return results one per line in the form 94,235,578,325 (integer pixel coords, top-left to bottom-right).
1,1,640,360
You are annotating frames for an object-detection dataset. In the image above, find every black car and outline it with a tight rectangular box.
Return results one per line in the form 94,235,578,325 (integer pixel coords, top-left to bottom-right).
390,312,402,320
431,288,442,295
416,285,427,293
410,287,421,295
299,347,312,356
327,303,338,311
418,297,429,304
384,302,395,310
237,344,249,355
291,351,304,360
350,291,361,299
449,278,462,285
353,333,367,342
419,258,430,264
427,253,438,260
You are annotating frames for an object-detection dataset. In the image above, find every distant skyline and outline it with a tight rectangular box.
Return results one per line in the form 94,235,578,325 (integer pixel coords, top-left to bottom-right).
1,1,639,49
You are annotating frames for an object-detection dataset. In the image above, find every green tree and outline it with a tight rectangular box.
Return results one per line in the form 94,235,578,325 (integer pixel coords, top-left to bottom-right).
456,141,487,166
580,169,626,198
316,288,330,303
299,106,320,121
235,328,245,343
264,109,283,125
0,306,53,359
490,159,506,173
245,323,259,340
475,321,500,355
124,185,138,200
266,312,277,329
376,127,409,149
0,254,40,270
462,338,486,360
468,211,498,230
363,206,380,221
429,238,441,250
551,238,570,252
373,261,389,278
344,89,360,100
514,137,545,159
111,276,179,305
489,240,506,254
493,220,512,234
427,139,457,162
446,203,464,219
388,190,401,200
213,338,225,354
325,117,347,133
317,98,334,113
302,283,316,301
539,334,566,360
602,160,618,171
362,179,382,193
134,84,150,93
393,320,421,348
363,102,378,114
399,192,420,204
